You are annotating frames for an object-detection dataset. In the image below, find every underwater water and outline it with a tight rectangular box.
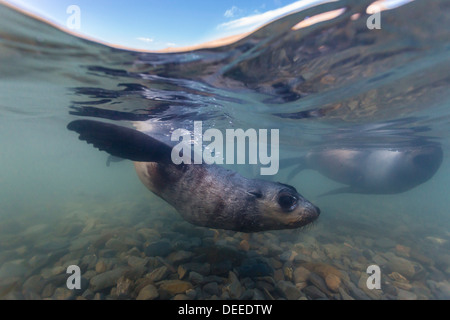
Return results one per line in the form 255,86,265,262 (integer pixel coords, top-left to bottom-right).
0,0,449,300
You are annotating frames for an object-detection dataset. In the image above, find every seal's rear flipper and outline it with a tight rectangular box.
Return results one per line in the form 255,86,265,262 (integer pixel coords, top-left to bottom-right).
319,187,354,197
281,157,304,168
280,157,306,182
68,120,173,163
287,165,306,181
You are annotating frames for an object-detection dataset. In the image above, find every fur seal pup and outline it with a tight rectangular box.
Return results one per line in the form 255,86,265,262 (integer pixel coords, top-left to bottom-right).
68,120,320,232
285,142,443,195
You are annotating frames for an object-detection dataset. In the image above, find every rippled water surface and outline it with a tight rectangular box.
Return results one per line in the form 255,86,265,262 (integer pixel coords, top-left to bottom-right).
0,0,449,300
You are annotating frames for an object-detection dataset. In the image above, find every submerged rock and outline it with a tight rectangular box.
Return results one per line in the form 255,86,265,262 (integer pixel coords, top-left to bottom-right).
144,240,172,257
147,266,171,282
22,275,45,294
95,260,107,273
375,238,396,249
136,284,159,300
325,273,341,292
105,238,130,252
52,288,74,300
203,282,220,296
22,224,48,236
211,261,233,276
437,282,450,299
179,262,211,277
237,259,274,278
223,271,243,299
137,228,161,242
338,287,355,300
397,288,417,300
188,271,204,285
343,278,371,300
158,280,193,298
116,276,133,298
308,273,330,296
274,269,284,282
303,286,326,299
239,240,250,251
293,267,311,283
41,283,56,298
303,262,342,281
90,267,127,291
0,260,28,278
276,281,302,300
127,256,148,269
386,255,420,280
81,254,98,270
167,250,194,265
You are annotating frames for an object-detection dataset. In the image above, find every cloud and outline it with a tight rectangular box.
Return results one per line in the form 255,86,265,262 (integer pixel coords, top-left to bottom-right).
291,8,346,30
137,37,154,43
218,0,337,31
224,6,242,18
367,0,414,14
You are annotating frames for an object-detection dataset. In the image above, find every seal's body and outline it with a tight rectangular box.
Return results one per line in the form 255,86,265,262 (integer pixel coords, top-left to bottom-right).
289,144,443,195
68,120,320,232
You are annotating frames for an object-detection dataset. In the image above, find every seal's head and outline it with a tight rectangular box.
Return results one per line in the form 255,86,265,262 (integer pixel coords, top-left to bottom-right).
247,182,320,232
408,143,443,180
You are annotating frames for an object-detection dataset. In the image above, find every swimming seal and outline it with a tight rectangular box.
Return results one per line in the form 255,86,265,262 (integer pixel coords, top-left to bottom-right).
286,143,443,195
68,120,320,232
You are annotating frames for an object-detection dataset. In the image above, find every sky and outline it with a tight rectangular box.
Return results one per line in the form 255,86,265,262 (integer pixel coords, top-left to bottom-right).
2,0,333,50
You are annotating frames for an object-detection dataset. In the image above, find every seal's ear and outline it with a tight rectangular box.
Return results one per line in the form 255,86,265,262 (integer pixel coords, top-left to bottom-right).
67,120,173,163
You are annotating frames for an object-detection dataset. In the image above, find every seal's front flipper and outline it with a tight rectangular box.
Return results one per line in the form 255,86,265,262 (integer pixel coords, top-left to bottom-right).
68,120,173,163
106,155,125,167
319,186,354,197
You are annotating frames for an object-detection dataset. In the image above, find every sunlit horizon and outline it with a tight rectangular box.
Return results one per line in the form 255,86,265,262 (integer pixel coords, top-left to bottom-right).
2,0,331,50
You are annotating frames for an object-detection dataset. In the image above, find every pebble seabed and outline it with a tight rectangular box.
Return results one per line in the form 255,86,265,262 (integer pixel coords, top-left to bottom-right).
0,197,449,300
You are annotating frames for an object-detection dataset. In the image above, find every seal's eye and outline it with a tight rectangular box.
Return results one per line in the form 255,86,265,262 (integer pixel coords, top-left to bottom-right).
278,193,298,212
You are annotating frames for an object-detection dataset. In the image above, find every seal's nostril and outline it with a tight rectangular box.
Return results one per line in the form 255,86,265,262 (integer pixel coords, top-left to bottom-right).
315,206,321,215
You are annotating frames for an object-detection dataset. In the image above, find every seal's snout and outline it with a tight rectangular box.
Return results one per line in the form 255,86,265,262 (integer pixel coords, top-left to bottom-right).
301,199,320,217
304,202,321,224
308,204,320,222
314,205,321,216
